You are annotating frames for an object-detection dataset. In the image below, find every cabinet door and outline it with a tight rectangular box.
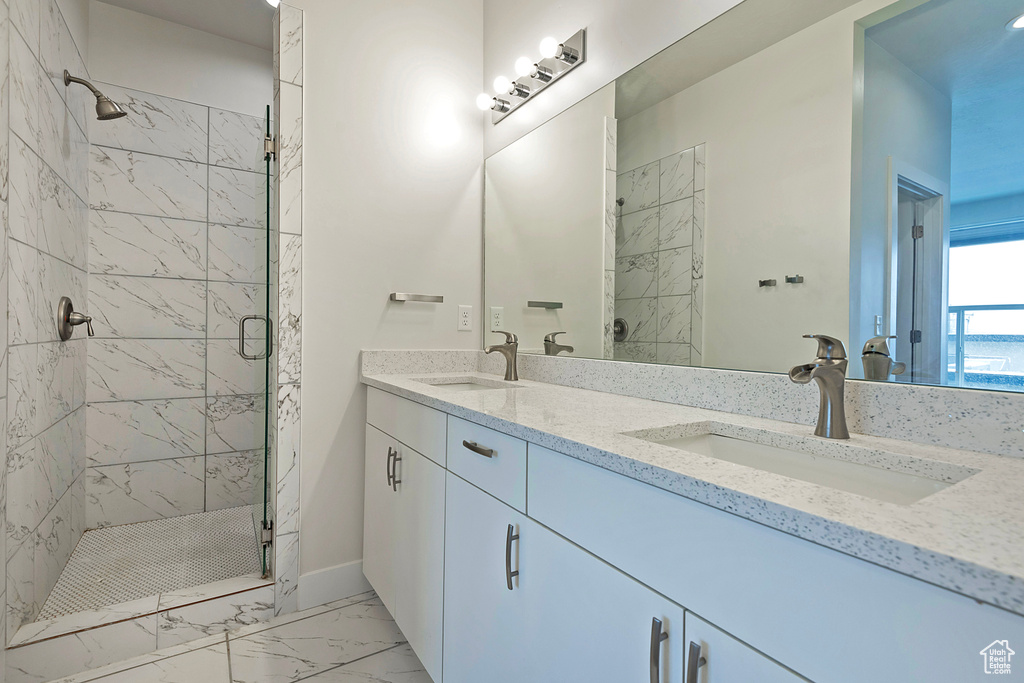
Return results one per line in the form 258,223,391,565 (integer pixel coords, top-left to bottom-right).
444,473,531,683
363,424,397,614
394,448,445,682
520,517,684,682
684,613,806,683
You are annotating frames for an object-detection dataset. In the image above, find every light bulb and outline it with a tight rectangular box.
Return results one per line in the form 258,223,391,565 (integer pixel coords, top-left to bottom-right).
493,75,513,95
539,37,560,59
266,0,281,6
476,94,495,111
515,57,534,78
1011,12,1024,29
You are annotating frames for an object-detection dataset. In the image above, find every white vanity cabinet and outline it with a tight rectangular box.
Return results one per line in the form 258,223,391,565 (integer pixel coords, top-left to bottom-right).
362,421,445,681
684,613,806,683
443,471,684,683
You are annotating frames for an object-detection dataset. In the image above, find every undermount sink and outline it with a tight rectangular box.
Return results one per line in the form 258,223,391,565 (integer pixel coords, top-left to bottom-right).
629,426,977,505
413,376,521,392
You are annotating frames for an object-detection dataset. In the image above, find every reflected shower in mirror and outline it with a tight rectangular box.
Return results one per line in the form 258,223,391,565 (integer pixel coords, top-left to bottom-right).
483,0,1024,393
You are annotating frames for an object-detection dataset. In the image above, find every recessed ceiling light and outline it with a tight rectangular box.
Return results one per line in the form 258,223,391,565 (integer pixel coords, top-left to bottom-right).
1007,12,1024,29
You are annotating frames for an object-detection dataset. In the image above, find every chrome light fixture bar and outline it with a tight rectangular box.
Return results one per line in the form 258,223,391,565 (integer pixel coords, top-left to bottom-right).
478,28,586,124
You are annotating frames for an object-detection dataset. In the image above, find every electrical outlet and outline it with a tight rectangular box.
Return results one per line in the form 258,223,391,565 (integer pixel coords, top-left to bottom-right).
874,315,883,336
490,307,504,332
458,305,473,331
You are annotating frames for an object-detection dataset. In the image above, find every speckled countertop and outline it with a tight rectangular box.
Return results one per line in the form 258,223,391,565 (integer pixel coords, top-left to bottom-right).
362,369,1024,616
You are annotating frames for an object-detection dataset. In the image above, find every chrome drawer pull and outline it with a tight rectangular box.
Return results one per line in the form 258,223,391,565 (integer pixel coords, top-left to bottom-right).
463,440,495,458
386,447,395,487
650,617,669,683
391,450,402,492
686,641,707,683
505,523,520,590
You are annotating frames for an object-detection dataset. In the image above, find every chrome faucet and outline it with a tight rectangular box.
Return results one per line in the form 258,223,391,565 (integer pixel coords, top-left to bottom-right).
543,332,574,356
789,334,850,440
486,331,519,381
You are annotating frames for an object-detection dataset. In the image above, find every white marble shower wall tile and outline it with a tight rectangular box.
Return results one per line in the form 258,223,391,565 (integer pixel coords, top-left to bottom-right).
86,339,206,402
658,198,693,251
660,147,694,204
6,435,49,548
207,394,263,455
89,146,207,220
209,166,264,228
695,143,705,191
8,238,38,344
207,339,263,396
210,108,264,172
85,456,205,528
613,342,656,363
274,531,298,616
208,224,267,283
7,343,37,449
39,162,88,268
10,0,40,56
7,534,37,642
88,275,207,339
616,206,657,257
604,270,615,359
206,451,262,511
87,398,206,466
658,246,692,297
6,613,158,683
279,81,302,235
657,342,691,366
614,253,657,300
693,189,705,279
279,5,303,86
33,489,72,614
613,297,656,343
90,84,208,162
658,294,692,344
208,281,266,339
38,69,89,202
9,135,40,247
10,29,41,154
39,252,86,343
616,161,658,215
89,211,206,279
276,384,299,536
278,234,301,384
0,12,9,205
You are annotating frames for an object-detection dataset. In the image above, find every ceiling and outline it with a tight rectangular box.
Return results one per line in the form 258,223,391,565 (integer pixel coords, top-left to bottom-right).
95,0,276,51
867,0,1024,204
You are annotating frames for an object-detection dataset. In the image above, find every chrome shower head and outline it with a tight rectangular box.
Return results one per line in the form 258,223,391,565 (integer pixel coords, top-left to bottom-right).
64,70,127,121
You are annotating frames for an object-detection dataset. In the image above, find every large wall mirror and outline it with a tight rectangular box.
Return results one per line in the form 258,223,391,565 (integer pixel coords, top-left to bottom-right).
483,0,1024,393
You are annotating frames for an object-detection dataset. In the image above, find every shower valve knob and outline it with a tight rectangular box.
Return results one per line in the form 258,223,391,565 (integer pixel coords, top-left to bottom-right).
56,296,94,340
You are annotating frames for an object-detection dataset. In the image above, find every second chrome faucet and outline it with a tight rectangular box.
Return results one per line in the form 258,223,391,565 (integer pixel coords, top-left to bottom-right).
486,331,519,381
789,334,849,439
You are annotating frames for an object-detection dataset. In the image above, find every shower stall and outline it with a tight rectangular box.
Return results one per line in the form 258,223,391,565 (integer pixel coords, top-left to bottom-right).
0,2,305,674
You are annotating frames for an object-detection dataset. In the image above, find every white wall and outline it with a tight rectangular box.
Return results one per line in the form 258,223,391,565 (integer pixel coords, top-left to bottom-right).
485,85,614,357
483,0,745,157
87,1,272,115
57,0,91,63
289,0,483,576
850,37,951,369
952,193,1024,228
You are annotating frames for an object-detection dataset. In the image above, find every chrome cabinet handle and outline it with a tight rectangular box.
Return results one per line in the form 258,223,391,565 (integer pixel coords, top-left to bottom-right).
505,523,520,590
386,447,395,487
391,450,402,492
462,440,494,458
686,641,707,683
650,618,669,683
238,315,273,360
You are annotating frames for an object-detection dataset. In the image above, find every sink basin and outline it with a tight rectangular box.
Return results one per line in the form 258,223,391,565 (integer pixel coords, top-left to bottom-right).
630,426,976,505
413,377,521,392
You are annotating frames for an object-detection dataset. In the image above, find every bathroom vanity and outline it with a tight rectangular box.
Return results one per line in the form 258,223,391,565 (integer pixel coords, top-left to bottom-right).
360,351,1024,683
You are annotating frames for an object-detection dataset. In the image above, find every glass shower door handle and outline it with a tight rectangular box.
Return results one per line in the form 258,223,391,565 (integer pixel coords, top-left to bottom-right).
239,315,273,360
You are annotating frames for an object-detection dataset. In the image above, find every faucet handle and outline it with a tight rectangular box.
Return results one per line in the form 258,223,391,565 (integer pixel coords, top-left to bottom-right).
493,330,518,344
803,334,847,360
543,332,566,343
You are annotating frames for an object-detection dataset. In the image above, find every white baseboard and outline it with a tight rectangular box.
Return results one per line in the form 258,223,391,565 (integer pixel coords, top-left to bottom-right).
298,559,372,611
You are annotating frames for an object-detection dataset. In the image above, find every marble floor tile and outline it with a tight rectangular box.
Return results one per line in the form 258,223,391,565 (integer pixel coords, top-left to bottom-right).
307,644,431,683
157,586,274,649
228,598,405,683
78,643,230,683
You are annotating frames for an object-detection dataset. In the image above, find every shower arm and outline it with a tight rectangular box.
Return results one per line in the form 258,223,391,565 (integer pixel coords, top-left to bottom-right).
63,70,103,98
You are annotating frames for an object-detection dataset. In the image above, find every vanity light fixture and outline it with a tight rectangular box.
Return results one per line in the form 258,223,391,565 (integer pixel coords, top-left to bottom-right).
1008,12,1024,29
478,28,586,124
266,0,281,7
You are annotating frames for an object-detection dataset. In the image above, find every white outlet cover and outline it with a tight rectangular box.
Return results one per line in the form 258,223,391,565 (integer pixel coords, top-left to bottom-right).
458,305,472,331
490,307,504,332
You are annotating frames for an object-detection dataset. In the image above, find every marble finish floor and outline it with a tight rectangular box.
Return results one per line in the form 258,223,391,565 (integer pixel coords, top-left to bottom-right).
39,507,262,619
50,592,431,683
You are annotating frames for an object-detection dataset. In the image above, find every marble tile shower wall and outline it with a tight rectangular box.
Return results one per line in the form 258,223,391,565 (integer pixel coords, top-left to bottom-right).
85,84,267,530
614,144,705,366
5,0,91,643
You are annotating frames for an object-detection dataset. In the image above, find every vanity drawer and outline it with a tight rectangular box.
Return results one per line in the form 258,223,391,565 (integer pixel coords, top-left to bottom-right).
366,387,447,467
527,444,1024,683
446,416,527,511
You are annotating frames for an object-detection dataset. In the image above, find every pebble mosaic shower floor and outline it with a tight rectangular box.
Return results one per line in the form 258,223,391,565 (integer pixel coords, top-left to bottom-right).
38,506,262,620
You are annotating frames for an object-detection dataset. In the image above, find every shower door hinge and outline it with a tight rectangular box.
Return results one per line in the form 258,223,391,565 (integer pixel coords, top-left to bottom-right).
910,329,922,344
911,225,924,239
261,520,274,548
264,135,277,161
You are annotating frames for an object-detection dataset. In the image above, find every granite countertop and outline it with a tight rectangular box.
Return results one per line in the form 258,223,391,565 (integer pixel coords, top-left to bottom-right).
361,369,1024,616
